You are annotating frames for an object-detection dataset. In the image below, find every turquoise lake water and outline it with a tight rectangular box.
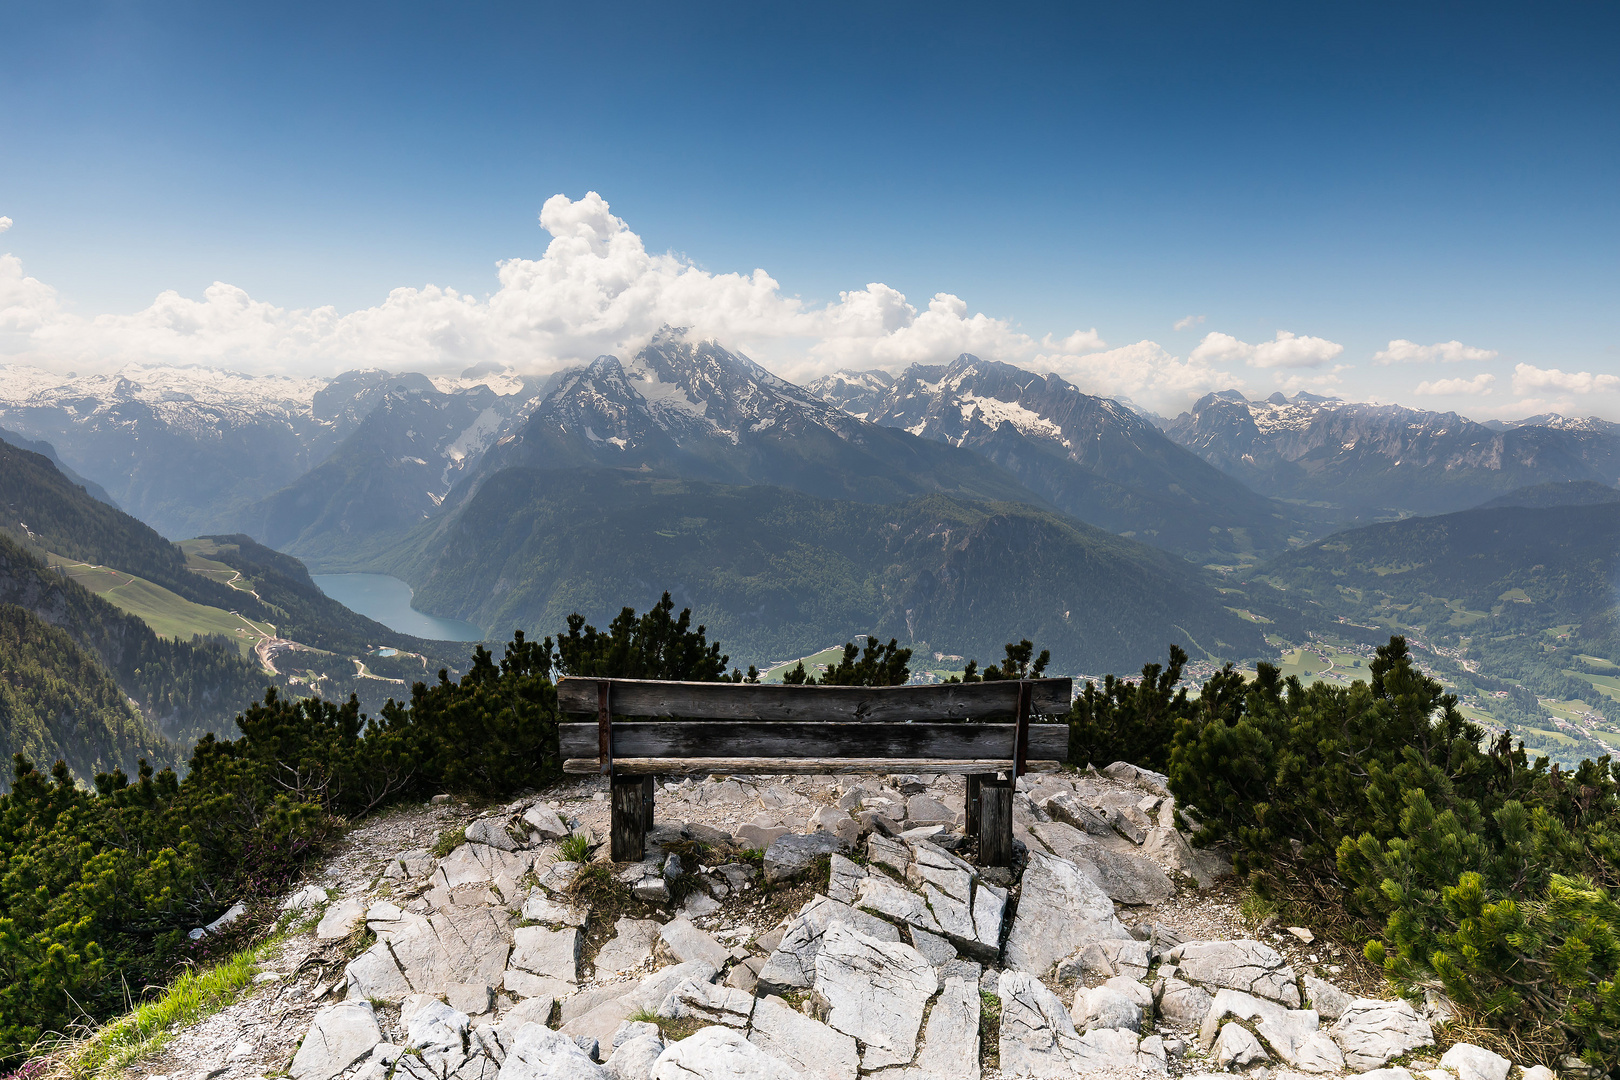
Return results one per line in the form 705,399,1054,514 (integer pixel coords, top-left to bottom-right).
312,573,485,642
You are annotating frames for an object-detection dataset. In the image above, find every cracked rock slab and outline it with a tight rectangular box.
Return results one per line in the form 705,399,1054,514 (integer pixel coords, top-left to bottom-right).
1028,821,1172,906
747,995,860,1080
291,1002,383,1080
595,917,663,976
499,1021,611,1078
857,875,942,933
1165,939,1301,1006
1003,851,1131,977
756,895,901,995
1329,997,1434,1071
997,971,1166,1077
1197,988,1342,1073
813,921,938,1070
659,918,731,969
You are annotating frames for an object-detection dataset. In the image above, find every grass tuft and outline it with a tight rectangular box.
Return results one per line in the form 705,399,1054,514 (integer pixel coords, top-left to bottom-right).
56,938,277,1078
431,826,465,859
559,832,591,864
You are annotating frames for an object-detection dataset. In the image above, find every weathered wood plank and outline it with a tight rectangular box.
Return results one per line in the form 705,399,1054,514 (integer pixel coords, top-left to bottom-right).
563,757,1062,775
978,774,1015,867
611,773,648,862
559,721,1068,761
556,677,1072,722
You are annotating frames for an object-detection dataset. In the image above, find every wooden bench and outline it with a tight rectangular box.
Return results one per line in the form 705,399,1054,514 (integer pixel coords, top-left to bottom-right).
556,676,1072,867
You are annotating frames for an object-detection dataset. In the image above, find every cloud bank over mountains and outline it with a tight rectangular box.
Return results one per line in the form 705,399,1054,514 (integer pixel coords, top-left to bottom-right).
0,192,1611,418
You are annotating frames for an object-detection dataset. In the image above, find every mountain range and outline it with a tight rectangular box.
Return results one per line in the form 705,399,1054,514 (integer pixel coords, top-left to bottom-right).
9,332,1620,764
811,356,1299,564
1164,390,1620,522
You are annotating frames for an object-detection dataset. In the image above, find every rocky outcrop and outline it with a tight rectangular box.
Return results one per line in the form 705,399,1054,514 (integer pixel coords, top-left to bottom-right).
188,768,1541,1080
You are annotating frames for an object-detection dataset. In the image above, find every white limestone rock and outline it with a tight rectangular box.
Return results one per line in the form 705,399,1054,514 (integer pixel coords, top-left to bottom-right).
1440,1043,1513,1080
659,918,730,969
997,971,1165,1076
523,804,570,841
316,897,368,941
498,1021,611,1079
594,918,663,976
1101,761,1170,794
755,895,901,995
1057,937,1151,981
283,883,330,911
1197,988,1342,1072
405,998,473,1076
1303,974,1353,1021
857,875,942,933
826,853,867,904
291,1002,383,1080
1003,851,1131,977
764,832,848,885
655,979,754,1028
650,1026,799,1080
1041,792,1114,837
1212,1022,1269,1068
467,818,521,852
520,892,587,927
747,995,860,1080
1329,997,1434,1071
607,1032,665,1080
813,922,937,1070
1154,976,1214,1028
1165,939,1301,1006
1071,985,1142,1033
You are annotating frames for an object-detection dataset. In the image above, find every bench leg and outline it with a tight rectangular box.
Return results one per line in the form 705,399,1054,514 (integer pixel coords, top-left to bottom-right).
977,774,1015,867
611,773,649,862
642,776,656,832
965,773,986,840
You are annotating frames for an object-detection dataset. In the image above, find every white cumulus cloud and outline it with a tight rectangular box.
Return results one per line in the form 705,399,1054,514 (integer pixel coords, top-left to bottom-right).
1,191,1126,392
1172,314,1204,331
1374,339,1498,365
1189,329,1345,369
0,217,12,234
1035,339,1238,410
1511,363,1620,396
1415,373,1496,395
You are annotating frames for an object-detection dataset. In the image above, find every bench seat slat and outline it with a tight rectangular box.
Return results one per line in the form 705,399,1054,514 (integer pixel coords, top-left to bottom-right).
555,676,1071,722
558,720,1068,761
563,757,1063,776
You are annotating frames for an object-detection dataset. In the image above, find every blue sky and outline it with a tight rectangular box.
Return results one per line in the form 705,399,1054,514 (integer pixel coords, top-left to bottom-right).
2,1,1617,417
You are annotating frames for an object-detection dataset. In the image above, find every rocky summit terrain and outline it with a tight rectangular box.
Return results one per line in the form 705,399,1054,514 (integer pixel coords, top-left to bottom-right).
129,764,1545,1080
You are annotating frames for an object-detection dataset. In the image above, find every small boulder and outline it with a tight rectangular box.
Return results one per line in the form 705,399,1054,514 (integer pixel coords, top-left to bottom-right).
1439,1043,1513,1080
1073,985,1143,1033
523,804,570,841
1212,1022,1268,1068
466,818,519,851
649,1025,798,1080
763,832,847,885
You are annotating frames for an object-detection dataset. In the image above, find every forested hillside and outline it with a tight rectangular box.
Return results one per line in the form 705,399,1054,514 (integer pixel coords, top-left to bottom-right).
0,438,245,611
386,467,1269,673
0,603,178,787
1258,502,1620,759
0,533,265,756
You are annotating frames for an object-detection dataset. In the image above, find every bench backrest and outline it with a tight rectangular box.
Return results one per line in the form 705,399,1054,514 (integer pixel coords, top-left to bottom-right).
556,676,1073,776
